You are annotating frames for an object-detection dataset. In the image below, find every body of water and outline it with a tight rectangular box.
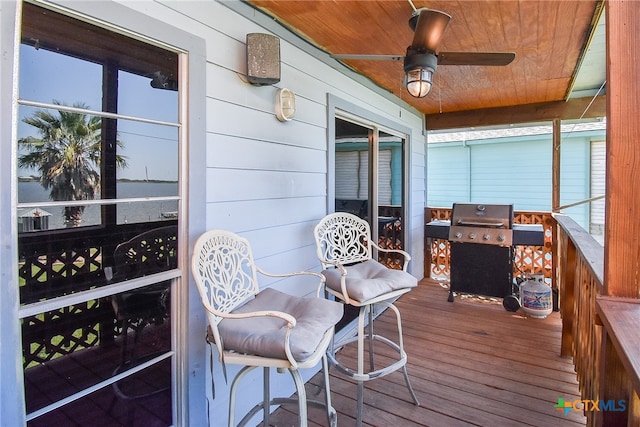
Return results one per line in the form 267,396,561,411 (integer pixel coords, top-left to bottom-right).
18,181,179,230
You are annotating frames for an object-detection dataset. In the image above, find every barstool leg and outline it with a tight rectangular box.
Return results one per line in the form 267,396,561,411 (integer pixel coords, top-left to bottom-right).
368,306,375,371
290,368,308,427
402,365,420,406
389,302,420,406
357,305,366,378
357,305,367,427
334,301,418,426
263,367,270,427
229,365,257,427
321,354,338,427
356,380,364,426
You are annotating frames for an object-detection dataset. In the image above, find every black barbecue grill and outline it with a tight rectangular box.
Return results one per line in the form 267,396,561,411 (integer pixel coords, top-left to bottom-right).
425,203,544,302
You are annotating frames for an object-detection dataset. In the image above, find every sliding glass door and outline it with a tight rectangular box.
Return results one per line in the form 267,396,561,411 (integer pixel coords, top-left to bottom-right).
334,117,407,265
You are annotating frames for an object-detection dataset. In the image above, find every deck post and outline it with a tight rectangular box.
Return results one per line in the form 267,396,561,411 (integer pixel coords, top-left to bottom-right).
603,0,640,297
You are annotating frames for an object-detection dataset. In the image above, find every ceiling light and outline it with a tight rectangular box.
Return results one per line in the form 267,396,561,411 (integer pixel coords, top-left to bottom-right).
405,68,433,97
403,50,437,98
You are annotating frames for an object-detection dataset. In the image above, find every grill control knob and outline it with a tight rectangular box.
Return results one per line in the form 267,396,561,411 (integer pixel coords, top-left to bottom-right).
497,234,506,242
483,233,491,241
468,233,477,240
455,232,463,239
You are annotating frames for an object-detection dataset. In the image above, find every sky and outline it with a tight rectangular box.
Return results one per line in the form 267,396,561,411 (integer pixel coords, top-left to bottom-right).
18,44,179,181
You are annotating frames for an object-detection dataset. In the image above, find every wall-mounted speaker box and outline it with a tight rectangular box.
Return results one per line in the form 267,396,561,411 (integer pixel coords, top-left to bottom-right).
246,33,281,85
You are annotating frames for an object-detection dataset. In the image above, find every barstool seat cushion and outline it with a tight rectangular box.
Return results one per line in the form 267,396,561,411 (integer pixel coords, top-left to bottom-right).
219,288,344,362
322,259,418,303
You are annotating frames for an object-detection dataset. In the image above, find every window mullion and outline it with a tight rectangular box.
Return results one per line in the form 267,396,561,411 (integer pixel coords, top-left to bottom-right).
102,61,118,230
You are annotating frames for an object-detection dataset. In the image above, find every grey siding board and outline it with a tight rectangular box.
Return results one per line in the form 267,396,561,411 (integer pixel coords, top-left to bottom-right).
207,98,327,150
209,134,326,173
206,197,327,232
207,63,328,129
208,168,326,201
243,222,319,260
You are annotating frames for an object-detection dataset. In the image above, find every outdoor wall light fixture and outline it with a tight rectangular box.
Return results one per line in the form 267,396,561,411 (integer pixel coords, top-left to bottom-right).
403,50,437,98
275,88,296,122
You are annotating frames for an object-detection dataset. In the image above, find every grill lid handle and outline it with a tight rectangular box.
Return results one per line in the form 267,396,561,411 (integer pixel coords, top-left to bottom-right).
455,220,505,227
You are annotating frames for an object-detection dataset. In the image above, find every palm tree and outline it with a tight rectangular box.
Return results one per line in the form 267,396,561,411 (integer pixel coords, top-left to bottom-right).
18,101,127,226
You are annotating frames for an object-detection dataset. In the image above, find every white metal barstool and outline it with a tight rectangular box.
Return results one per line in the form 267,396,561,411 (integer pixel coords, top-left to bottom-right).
192,229,343,427
314,212,420,426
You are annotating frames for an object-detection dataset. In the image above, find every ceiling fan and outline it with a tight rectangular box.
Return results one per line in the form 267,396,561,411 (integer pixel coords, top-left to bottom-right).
332,7,515,98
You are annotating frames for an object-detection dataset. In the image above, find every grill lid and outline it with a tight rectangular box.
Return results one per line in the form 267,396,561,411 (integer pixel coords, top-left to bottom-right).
449,203,514,246
451,203,513,227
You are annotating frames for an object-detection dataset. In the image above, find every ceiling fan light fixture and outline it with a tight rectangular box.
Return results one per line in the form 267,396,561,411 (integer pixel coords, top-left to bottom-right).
406,67,433,98
404,51,437,98
331,8,513,100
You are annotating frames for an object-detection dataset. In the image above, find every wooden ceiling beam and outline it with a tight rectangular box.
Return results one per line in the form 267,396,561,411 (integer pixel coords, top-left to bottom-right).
425,96,606,130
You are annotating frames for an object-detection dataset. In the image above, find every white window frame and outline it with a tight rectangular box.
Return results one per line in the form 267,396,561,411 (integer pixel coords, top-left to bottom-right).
2,1,207,425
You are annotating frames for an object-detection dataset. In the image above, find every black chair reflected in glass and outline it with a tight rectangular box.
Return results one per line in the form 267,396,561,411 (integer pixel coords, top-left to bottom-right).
105,225,177,399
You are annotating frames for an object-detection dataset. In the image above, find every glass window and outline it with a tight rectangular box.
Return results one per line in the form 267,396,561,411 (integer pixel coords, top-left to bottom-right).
16,4,181,425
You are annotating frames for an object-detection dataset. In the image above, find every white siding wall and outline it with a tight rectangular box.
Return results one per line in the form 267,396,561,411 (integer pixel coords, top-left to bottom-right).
471,140,553,209
590,140,606,240
427,131,602,231
560,136,591,227
426,144,470,206
108,0,426,425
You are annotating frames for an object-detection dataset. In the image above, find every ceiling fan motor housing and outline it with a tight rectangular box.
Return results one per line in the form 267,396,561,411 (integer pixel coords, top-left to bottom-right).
403,49,438,73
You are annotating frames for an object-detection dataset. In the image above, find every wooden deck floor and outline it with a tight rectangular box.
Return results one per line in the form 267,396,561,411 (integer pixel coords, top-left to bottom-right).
265,279,587,427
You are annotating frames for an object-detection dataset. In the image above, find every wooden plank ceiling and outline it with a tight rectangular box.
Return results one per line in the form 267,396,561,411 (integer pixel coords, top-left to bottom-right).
246,1,602,126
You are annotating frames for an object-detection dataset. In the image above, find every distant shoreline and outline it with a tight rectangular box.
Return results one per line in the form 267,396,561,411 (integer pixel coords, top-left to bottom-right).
18,176,178,184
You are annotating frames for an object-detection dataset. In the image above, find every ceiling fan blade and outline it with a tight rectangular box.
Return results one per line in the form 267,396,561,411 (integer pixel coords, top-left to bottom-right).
410,9,451,52
331,54,404,61
437,52,516,66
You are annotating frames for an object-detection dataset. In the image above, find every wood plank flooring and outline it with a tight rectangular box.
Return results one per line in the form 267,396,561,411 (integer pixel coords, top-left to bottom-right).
264,279,586,427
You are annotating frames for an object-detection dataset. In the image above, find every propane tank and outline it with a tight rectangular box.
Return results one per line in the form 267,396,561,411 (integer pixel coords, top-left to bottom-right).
520,275,553,318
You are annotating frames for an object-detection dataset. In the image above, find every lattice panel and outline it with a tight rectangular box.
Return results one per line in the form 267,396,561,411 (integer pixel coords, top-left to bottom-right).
378,217,404,270
22,299,105,369
18,223,177,370
514,212,554,281
19,246,103,304
19,243,107,369
429,208,452,221
430,239,451,280
513,245,545,275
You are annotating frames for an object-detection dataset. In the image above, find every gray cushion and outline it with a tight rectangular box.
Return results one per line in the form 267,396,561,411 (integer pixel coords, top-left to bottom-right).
322,259,418,303
218,288,343,362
